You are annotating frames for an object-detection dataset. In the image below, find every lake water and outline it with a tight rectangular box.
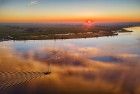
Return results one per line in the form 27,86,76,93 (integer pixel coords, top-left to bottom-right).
0,26,140,62
0,27,140,94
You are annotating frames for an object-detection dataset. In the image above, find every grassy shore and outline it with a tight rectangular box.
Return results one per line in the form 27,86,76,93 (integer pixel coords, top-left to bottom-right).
0,24,137,41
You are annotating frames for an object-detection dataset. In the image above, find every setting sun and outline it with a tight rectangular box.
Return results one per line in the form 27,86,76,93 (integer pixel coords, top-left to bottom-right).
0,0,140,23
87,20,92,24
0,1,140,94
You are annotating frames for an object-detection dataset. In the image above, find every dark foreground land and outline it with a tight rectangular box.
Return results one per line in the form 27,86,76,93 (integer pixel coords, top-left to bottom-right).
0,22,139,41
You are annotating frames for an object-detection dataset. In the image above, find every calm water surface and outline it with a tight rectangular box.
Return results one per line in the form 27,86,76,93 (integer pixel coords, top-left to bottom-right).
0,27,140,94
0,26,140,62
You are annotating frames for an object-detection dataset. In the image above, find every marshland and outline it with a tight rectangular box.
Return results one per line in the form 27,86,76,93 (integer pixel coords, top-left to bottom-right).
0,22,137,41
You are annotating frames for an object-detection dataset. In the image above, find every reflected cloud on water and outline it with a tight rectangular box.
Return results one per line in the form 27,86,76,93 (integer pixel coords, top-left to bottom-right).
0,27,140,94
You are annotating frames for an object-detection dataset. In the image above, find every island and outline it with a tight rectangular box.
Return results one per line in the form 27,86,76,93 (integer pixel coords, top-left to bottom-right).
0,22,139,41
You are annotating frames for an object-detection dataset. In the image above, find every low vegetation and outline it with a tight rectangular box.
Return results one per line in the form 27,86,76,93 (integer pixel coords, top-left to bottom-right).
0,23,138,41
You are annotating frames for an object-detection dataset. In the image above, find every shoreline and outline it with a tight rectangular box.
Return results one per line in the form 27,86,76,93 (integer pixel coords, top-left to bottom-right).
0,25,137,41
0,33,118,42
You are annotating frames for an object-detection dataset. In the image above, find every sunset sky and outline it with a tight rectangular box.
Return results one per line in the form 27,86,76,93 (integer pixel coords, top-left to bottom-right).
0,0,140,23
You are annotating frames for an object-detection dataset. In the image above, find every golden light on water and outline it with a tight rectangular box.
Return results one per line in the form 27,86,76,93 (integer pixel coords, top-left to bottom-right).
0,0,140,94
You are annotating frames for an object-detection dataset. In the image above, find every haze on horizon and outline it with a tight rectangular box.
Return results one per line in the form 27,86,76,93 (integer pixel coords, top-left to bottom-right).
0,0,140,23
